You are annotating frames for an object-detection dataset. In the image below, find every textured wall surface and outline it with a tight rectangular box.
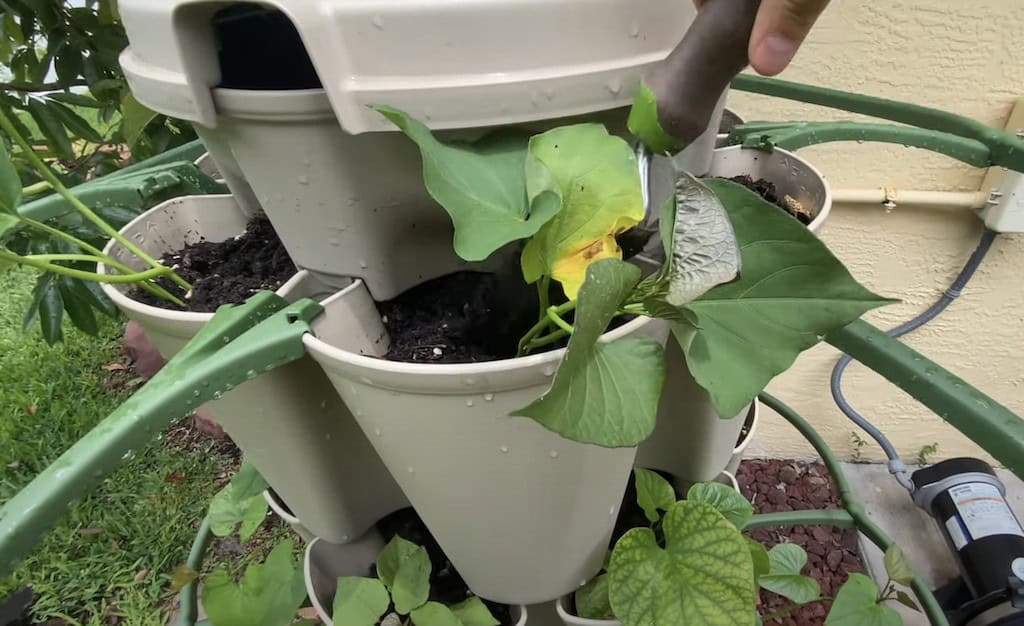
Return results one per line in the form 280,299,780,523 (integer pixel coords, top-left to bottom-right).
728,0,1024,462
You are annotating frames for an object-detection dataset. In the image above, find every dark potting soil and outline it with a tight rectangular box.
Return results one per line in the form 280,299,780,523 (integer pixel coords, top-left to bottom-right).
737,459,866,626
374,508,515,626
132,219,297,313
725,175,814,226
379,270,555,363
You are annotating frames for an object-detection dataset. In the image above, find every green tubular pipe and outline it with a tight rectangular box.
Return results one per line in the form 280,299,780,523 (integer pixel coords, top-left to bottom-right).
736,121,992,168
758,393,949,626
731,74,1024,173
0,293,324,576
176,517,212,626
747,509,855,530
827,320,1024,480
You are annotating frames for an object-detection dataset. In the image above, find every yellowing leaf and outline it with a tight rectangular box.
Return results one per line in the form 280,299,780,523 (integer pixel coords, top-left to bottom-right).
521,124,643,299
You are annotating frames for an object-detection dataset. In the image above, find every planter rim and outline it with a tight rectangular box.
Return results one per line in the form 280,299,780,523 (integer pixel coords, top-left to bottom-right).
556,593,620,626
733,401,761,455
304,279,654,377
263,490,301,526
212,87,334,120
97,195,310,323
710,144,832,233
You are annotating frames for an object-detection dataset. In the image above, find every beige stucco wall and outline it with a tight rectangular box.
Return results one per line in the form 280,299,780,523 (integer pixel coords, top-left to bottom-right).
730,0,1024,463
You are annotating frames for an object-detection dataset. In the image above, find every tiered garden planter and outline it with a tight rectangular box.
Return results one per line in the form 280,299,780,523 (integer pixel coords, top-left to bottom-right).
98,195,408,544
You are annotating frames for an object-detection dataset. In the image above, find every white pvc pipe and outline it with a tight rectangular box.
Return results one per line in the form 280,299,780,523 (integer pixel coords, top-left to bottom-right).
831,188,988,210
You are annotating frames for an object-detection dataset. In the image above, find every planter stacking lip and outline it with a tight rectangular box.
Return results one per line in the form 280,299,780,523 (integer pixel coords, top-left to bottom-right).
97,194,408,544
636,145,829,486
303,278,670,605
304,531,529,626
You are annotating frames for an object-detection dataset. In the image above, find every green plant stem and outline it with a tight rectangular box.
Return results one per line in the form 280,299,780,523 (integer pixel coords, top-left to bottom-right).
19,216,183,304
518,300,577,356
523,329,571,353
747,509,855,530
546,306,575,335
22,181,51,196
0,249,173,284
0,108,191,291
759,393,949,626
760,598,833,624
175,517,213,626
537,276,551,322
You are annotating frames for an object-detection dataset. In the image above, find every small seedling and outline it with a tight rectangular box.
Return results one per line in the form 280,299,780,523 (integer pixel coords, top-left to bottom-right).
850,431,869,462
916,442,939,467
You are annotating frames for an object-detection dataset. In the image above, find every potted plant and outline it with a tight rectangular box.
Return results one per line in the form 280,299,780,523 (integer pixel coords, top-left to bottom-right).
301,104,888,605
96,193,409,545
558,470,916,626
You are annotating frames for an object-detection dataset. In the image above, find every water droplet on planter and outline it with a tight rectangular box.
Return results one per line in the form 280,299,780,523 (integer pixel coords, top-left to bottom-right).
193,390,201,397
499,445,509,454
298,175,309,185
606,79,622,95
372,15,384,29
463,378,477,386
212,391,223,400
246,369,257,380
609,507,616,515
225,383,234,391
325,432,332,440
121,449,134,461
320,400,328,409
359,260,368,269
549,450,559,458
543,88,555,101
341,535,349,542
629,22,640,37
466,399,474,407
328,238,340,247
542,366,555,377
374,428,382,437
355,409,364,417
484,393,494,402
406,466,414,473
360,376,373,385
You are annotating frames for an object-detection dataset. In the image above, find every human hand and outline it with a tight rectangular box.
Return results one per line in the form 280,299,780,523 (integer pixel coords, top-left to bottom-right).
695,0,830,76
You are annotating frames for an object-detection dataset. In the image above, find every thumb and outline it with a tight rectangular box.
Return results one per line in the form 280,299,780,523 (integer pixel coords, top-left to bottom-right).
748,0,829,76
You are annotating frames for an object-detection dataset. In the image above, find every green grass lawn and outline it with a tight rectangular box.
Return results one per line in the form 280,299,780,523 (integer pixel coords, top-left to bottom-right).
0,268,240,625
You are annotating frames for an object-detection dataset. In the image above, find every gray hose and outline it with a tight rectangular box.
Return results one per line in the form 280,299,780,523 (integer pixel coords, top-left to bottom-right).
830,228,998,492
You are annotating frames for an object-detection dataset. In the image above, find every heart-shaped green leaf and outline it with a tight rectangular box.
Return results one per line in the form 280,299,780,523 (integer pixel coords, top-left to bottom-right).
608,501,756,626
635,468,676,523
450,597,500,626
746,538,770,584
520,124,644,298
202,540,306,626
628,83,675,154
208,482,268,541
826,573,902,626
373,105,559,261
686,482,753,530
514,259,666,447
683,180,894,417
883,544,915,587
377,536,424,591
411,602,463,626
333,577,390,626
575,573,613,620
759,544,820,604
230,461,270,501
389,538,431,614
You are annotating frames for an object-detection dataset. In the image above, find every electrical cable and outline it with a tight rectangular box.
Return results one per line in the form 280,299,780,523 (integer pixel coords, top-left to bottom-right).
830,228,998,492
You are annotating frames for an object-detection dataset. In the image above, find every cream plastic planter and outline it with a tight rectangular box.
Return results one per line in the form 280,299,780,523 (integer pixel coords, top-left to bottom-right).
725,402,761,477
98,195,408,544
195,88,491,300
305,532,528,626
708,145,832,234
264,490,314,543
304,279,669,604
716,107,744,148
637,146,829,485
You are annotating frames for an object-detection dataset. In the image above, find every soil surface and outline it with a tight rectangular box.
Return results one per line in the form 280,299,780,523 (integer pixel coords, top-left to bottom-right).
374,508,515,626
133,219,297,313
379,270,545,363
725,175,814,226
737,459,866,626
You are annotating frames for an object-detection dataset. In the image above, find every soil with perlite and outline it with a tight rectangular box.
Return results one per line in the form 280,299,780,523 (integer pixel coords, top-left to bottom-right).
373,508,516,626
132,219,297,313
737,459,866,626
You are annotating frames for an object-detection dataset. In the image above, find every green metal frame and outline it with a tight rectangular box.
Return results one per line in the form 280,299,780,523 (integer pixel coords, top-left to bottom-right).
2,78,1024,626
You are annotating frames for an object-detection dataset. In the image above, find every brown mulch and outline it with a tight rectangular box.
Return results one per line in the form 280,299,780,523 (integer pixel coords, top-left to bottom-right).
737,459,866,626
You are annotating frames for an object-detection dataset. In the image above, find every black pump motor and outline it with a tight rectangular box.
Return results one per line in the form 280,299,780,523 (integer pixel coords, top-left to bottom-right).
913,458,1024,625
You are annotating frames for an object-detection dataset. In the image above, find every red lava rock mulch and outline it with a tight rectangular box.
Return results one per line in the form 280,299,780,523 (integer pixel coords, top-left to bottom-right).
737,459,866,626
